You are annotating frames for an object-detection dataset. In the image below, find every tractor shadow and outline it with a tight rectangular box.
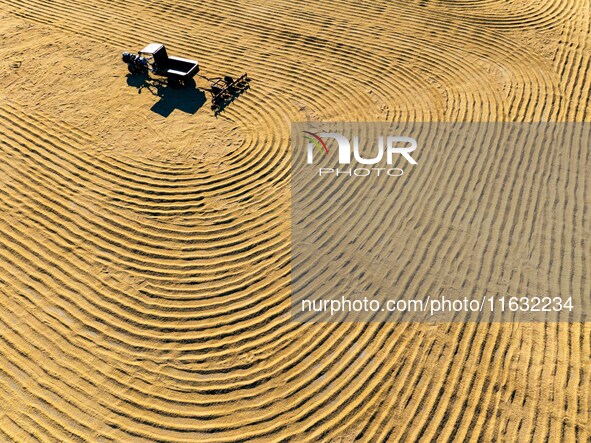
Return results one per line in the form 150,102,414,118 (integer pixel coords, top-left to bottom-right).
126,73,206,117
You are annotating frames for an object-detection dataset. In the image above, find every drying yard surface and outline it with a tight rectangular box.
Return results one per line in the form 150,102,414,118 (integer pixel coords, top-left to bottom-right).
0,0,590,441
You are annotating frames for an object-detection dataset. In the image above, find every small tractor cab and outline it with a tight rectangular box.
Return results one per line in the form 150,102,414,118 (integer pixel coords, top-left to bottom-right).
123,43,199,86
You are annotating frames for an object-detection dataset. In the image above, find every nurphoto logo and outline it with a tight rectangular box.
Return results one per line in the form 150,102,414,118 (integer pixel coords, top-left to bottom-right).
303,130,418,177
